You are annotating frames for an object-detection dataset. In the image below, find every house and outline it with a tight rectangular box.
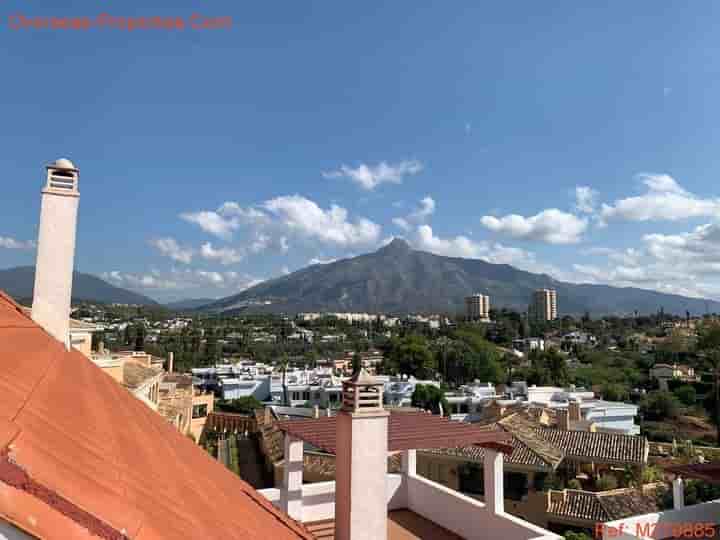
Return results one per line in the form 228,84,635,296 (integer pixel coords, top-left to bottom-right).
523,386,640,435
546,486,660,534
649,363,700,390
513,338,546,354
417,412,649,528
158,372,215,442
258,370,562,540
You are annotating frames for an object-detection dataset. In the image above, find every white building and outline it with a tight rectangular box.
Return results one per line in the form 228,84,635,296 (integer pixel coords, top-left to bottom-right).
512,337,545,354
465,293,490,321
383,376,441,407
525,385,640,435
445,382,501,421
530,289,558,322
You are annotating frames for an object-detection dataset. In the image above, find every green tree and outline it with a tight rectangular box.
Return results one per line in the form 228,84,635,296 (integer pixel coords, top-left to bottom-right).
386,335,436,379
216,396,263,414
640,391,680,421
601,383,629,402
411,384,449,416
673,385,696,406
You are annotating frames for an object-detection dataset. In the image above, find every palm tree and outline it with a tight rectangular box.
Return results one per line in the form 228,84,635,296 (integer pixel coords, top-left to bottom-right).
279,352,290,406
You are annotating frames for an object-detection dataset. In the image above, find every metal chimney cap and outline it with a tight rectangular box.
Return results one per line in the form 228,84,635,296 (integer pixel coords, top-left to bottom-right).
52,158,76,170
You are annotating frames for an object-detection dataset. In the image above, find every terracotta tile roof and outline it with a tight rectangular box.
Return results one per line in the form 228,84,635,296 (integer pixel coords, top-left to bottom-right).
277,411,513,455
122,360,163,389
547,488,660,523
0,290,313,540
422,416,563,472
424,412,647,469
547,490,607,523
665,462,720,485
533,426,647,465
302,452,402,481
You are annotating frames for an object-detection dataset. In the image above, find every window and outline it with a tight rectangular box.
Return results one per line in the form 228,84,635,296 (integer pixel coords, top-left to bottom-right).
302,391,310,400
192,404,208,419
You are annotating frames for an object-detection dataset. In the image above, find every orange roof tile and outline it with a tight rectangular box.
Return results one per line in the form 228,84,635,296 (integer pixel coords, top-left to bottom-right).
276,411,513,455
0,290,312,540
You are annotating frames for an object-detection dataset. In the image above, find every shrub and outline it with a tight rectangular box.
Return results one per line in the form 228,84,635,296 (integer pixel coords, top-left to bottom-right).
595,475,618,491
567,479,582,490
641,391,681,420
565,533,593,540
602,383,629,402
673,385,697,406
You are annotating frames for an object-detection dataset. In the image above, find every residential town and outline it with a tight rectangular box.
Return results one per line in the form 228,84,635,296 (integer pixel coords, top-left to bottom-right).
3,4,720,539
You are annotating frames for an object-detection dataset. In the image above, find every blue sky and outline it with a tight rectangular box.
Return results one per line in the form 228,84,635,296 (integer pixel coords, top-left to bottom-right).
3,2,720,302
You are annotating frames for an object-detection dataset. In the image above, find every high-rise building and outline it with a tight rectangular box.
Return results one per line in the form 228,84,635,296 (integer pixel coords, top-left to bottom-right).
531,289,557,322
465,293,490,320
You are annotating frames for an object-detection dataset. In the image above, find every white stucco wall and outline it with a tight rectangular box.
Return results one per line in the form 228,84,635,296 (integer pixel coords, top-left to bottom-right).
405,474,560,540
32,187,79,346
259,474,405,523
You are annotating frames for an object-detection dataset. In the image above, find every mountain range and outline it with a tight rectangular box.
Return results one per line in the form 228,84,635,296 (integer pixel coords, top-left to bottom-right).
202,239,720,316
0,266,158,306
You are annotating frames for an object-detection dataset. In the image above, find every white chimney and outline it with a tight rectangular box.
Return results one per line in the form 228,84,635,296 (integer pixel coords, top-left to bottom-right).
31,158,80,349
335,369,389,540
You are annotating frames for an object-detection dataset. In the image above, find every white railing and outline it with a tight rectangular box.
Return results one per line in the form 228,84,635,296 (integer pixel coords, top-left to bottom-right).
259,473,560,540
601,499,720,540
260,474,406,523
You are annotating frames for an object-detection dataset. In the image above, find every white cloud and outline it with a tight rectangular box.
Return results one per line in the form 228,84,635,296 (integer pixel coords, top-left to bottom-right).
411,225,568,279
581,246,643,266
481,209,588,244
322,160,423,190
308,256,338,265
0,236,34,250
570,223,720,300
148,237,193,264
574,186,598,214
393,196,436,231
180,210,239,239
643,223,720,270
414,225,487,258
180,201,269,240
103,268,263,293
182,196,379,250
263,195,381,246
599,173,720,224
199,242,244,265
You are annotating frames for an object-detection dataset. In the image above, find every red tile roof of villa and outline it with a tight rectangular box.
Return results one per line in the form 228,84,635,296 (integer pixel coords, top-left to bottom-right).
666,462,720,485
276,411,513,455
0,290,313,540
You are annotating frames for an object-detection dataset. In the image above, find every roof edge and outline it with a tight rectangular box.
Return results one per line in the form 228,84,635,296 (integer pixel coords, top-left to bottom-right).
0,451,128,540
